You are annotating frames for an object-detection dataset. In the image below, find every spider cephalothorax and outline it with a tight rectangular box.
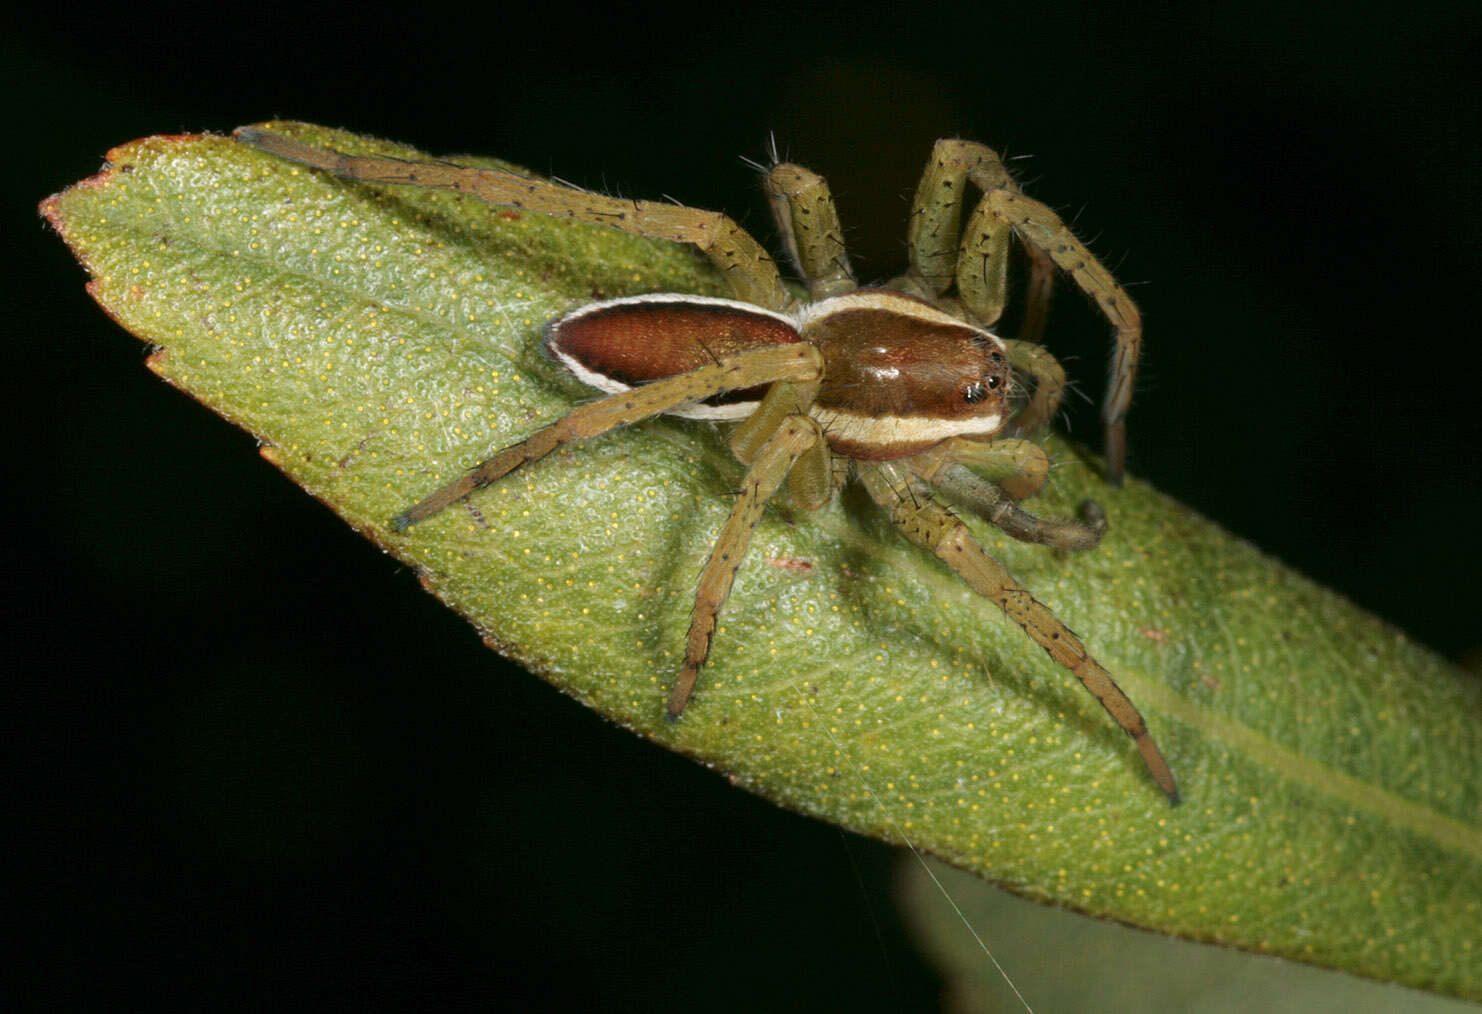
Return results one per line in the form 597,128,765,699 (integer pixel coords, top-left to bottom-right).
236,127,1176,803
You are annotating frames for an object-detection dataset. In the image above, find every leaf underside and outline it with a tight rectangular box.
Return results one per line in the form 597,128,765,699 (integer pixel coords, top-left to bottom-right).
43,123,1482,1000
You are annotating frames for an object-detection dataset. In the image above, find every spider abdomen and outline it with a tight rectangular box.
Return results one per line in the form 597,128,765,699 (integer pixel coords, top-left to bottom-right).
544,293,801,420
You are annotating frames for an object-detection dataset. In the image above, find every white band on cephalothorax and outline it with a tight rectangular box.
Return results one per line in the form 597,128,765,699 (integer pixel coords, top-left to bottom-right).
810,405,1004,445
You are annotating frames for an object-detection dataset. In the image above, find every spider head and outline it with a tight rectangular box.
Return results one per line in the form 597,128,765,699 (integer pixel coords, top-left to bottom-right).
799,289,1010,459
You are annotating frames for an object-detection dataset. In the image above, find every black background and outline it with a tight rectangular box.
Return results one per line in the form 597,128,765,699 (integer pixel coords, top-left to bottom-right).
11,1,1482,1008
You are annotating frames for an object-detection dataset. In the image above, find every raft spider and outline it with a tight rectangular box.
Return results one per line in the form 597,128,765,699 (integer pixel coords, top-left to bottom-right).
235,127,1175,803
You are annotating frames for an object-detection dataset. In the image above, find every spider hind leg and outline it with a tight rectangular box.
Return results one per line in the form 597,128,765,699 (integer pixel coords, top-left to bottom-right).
669,414,827,716
858,459,1179,804
392,344,822,530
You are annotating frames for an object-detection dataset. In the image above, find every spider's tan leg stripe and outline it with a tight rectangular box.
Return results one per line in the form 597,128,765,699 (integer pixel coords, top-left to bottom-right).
985,189,1142,485
668,415,825,717
1002,339,1067,438
391,345,822,530
859,462,1179,804
236,128,792,313
910,437,1050,502
764,164,855,299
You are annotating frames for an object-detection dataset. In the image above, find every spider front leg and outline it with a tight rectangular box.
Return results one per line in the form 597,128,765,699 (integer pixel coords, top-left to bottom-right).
909,436,1051,502
1002,339,1067,438
762,163,856,300
669,413,827,717
857,460,1178,804
981,189,1142,485
909,439,1107,552
899,139,1056,344
392,344,822,529
235,127,793,312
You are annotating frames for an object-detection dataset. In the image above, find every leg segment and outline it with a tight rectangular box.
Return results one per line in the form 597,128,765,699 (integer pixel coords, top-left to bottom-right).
909,436,1050,502
236,127,792,312
908,436,1102,549
857,461,1178,803
900,139,1058,343
985,190,1141,485
922,464,1106,551
668,414,826,716
1002,339,1067,438
764,163,855,299
1016,242,1057,345
391,344,822,530
727,371,832,511
903,140,1014,310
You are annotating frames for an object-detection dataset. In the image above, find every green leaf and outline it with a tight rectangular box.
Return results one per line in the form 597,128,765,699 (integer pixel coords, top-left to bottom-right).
42,123,1482,1001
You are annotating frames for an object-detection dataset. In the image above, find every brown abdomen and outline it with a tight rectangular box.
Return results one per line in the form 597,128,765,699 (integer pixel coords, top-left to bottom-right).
545,295,801,410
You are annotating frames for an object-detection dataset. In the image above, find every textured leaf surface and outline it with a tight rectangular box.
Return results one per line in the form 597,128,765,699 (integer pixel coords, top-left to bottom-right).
43,123,1482,999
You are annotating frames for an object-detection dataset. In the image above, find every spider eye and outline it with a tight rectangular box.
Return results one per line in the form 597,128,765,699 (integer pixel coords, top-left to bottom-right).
964,381,989,404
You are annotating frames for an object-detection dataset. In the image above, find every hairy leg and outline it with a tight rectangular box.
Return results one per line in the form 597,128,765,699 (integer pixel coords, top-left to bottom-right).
858,460,1178,803
237,126,793,312
393,344,822,529
669,415,826,716
764,163,855,299
985,190,1141,484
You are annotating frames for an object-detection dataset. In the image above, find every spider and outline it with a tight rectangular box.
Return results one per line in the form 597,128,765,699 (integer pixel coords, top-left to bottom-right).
235,127,1177,804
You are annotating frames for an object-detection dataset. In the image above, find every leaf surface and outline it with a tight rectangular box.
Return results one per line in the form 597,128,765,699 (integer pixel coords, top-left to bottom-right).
42,123,1482,1000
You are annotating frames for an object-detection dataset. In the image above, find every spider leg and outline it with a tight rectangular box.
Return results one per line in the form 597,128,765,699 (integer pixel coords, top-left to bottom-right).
984,189,1141,485
236,127,792,312
391,344,822,530
908,437,1102,550
900,139,1011,312
668,414,827,716
858,460,1178,804
918,462,1107,552
727,373,833,510
763,163,856,299
909,436,1050,501
1002,339,1067,438
896,140,1058,341
1015,238,1057,346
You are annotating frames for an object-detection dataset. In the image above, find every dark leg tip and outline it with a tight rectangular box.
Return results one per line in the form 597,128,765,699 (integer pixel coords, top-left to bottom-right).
664,710,682,725
1076,498,1107,532
390,512,414,533
1166,790,1182,808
